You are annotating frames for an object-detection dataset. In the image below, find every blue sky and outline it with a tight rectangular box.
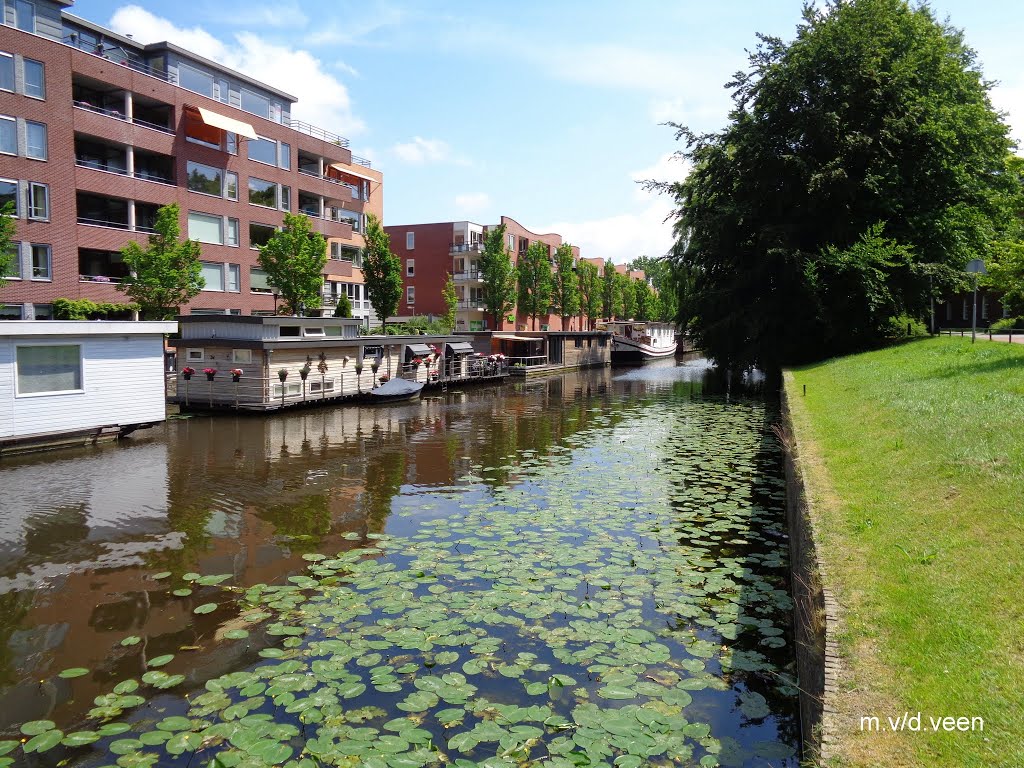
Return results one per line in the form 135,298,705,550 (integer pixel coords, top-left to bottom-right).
72,0,1024,263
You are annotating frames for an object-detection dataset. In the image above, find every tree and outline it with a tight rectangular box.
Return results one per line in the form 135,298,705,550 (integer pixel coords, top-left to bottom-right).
634,279,655,321
257,212,328,316
362,213,403,327
550,243,580,330
517,242,554,330
333,293,353,318
576,260,602,329
616,272,635,319
0,202,15,287
442,273,458,332
601,260,622,320
662,0,1017,368
117,203,203,319
480,224,517,329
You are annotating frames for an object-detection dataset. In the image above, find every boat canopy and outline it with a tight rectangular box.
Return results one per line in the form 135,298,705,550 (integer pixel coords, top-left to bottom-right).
446,342,475,355
405,343,433,359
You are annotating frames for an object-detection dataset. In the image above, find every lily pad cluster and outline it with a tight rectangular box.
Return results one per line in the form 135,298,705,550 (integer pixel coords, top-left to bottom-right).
5,393,798,767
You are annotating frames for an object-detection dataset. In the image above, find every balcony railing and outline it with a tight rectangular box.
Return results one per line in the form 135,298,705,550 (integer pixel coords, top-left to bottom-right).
76,159,175,186
78,216,156,234
454,271,483,281
286,119,350,148
64,37,174,82
457,300,485,310
450,242,484,254
79,274,124,284
73,101,175,134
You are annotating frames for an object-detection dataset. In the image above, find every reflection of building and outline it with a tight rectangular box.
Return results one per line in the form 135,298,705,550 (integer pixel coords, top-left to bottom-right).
384,216,582,332
0,320,176,453
0,0,381,323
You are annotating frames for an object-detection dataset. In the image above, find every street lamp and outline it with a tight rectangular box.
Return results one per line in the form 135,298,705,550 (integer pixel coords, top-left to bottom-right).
271,288,280,315
965,258,987,344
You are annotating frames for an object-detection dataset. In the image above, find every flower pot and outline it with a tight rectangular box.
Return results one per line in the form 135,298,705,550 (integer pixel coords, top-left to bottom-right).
231,374,241,383
205,373,216,382
182,373,192,381
278,370,288,382
299,370,309,381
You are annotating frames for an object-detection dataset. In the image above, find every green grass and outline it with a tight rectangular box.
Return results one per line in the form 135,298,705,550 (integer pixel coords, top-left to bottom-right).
786,337,1024,768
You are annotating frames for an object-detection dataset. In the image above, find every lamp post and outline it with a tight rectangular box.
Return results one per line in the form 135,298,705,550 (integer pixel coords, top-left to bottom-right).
965,258,987,344
271,288,280,316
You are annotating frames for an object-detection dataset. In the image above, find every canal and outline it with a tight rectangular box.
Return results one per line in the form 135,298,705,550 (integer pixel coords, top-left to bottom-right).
0,360,798,767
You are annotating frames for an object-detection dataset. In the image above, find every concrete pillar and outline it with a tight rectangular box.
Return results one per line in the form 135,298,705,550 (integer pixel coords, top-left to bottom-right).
127,200,136,231
124,91,133,121
126,146,135,177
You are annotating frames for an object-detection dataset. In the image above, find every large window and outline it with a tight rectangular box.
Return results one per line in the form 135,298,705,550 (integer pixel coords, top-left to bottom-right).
407,286,415,304
226,217,239,247
4,242,19,279
249,222,276,249
247,136,277,165
26,122,47,160
23,59,44,99
279,142,291,170
15,0,35,33
1,179,18,213
225,172,238,201
248,177,277,208
188,212,224,245
249,267,273,293
0,53,13,93
240,89,270,120
28,182,48,220
0,116,14,155
31,244,50,280
178,64,215,98
16,345,83,395
200,262,238,292
186,161,223,196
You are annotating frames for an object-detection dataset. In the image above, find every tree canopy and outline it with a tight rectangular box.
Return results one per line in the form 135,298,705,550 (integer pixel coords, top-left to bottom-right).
442,274,458,332
479,224,516,329
665,0,1017,369
517,242,553,330
601,261,623,321
576,260,602,329
550,243,580,329
117,203,204,319
362,213,404,327
257,212,328,316
0,202,15,287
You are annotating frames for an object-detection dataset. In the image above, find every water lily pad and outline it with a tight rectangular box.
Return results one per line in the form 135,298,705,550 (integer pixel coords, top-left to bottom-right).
23,730,63,753
148,654,174,668
20,721,55,736
120,635,142,646
193,603,218,615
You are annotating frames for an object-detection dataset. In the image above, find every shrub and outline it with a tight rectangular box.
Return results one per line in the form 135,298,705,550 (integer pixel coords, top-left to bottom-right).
883,314,928,338
988,317,1024,331
52,298,140,320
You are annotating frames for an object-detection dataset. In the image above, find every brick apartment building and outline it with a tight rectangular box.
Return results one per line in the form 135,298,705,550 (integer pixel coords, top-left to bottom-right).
385,216,583,332
1,0,382,323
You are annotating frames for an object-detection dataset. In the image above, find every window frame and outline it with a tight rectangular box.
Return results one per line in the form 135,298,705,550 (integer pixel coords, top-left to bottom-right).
406,259,415,277
231,349,253,364
186,160,224,197
247,135,278,166
0,52,13,94
27,182,49,221
406,232,415,250
186,348,204,362
0,115,14,156
407,285,415,304
247,176,278,208
15,343,84,398
25,121,47,161
187,211,225,245
15,0,36,33
23,58,45,100
30,243,51,281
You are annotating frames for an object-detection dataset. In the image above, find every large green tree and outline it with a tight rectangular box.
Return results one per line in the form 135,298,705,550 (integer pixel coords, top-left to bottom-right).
633,279,655,321
601,260,622,321
258,212,327,316
664,0,1017,368
616,272,635,320
550,243,580,330
576,260,602,329
0,202,15,286
479,224,517,329
117,203,204,319
517,242,554,330
362,213,403,327
441,273,458,332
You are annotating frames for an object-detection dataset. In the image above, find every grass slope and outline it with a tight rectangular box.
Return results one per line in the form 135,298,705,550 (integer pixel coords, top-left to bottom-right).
785,338,1024,768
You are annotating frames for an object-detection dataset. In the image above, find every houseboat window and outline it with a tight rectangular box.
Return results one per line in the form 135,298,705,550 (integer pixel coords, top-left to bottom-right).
599,336,607,347
575,338,582,348
186,348,204,361
16,345,82,395
279,326,301,337
362,346,382,361
272,382,301,397
309,379,335,393
232,349,252,364
324,326,342,337
303,327,325,337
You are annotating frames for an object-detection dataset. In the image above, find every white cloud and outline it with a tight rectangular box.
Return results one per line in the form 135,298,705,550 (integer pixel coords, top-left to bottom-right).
454,193,491,215
989,79,1024,149
307,4,405,46
208,2,309,29
390,136,459,165
108,6,365,138
630,153,692,200
544,198,677,265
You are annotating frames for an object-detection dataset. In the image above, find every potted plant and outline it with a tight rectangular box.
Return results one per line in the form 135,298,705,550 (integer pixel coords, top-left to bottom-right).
371,359,380,374
412,357,423,368
230,368,243,383
203,367,217,381
379,373,390,383
181,366,195,381
299,363,311,381
278,368,289,382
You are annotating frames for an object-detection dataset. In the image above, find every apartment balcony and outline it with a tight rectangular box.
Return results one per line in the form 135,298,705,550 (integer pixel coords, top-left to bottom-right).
454,270,484,283
457,300,485,311
450,242,484,255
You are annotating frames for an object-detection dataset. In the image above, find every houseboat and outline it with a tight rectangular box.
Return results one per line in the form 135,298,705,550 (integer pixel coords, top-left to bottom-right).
167,316,505,411
0,321,177,455
600,322,678,364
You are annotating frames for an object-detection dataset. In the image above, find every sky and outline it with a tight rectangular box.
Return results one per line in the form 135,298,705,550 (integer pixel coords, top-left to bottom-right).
70,0,1024,264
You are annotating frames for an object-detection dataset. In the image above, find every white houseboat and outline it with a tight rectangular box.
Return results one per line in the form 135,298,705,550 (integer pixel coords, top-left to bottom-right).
0,321,177,455
600,321,678,364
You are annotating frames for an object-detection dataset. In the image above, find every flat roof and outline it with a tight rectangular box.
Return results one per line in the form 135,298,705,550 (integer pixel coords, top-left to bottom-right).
0,321,177,336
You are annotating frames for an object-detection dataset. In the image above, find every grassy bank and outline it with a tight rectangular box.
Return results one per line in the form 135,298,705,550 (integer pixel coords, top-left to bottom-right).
785,337,1024,768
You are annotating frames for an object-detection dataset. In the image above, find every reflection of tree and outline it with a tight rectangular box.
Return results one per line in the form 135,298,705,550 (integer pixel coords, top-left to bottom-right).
361,448,406,532
258,494,332,541
0,591,32,685
21,504,89,562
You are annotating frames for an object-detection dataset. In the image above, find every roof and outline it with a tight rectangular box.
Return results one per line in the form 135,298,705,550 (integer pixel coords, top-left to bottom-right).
0,321,177,337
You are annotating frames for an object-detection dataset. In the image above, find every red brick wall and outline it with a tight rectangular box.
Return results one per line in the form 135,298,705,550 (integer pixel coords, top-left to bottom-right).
384,222,453,318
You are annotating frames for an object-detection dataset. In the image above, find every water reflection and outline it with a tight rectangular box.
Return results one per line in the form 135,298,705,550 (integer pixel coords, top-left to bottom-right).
0,359,786,753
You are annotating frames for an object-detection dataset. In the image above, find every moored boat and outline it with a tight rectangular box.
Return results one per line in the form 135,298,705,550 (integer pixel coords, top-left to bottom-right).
368,376,424,403
601,321,678,364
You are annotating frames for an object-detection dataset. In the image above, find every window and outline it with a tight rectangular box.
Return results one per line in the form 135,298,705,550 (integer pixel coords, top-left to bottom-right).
186,348,204,361
249,267,272,293
178,64,215,98
3,241,18,279
406,259,415,277
407,286,415,304
508,234,515,251
201,261,225,291
0,116,14,155
1,179,18,213
0,53,13,93
247,136,277,165
23,59,44,99
248,177,277,208
33,304,52,320
406,232,415,249
30,244,50,280
186,161,223,196
184,109,221,148
227,264,240,292
26,121,47,160
226,218,239,247
272,382,301,397
28,182,48,220
574,338,583,348
225,172,238,201
249,222,276,249
280,185,290,212
279,142,291,170
309,379,335,394
16,345,82,395
962,298,968,321
232,349,252,364
241,89,271,119
15,0,35,33
225,131,237,155
188,212,224,244
981,297,989,320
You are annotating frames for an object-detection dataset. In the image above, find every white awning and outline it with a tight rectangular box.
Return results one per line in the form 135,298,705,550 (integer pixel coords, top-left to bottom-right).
196,106,258,140
328,164,377,182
